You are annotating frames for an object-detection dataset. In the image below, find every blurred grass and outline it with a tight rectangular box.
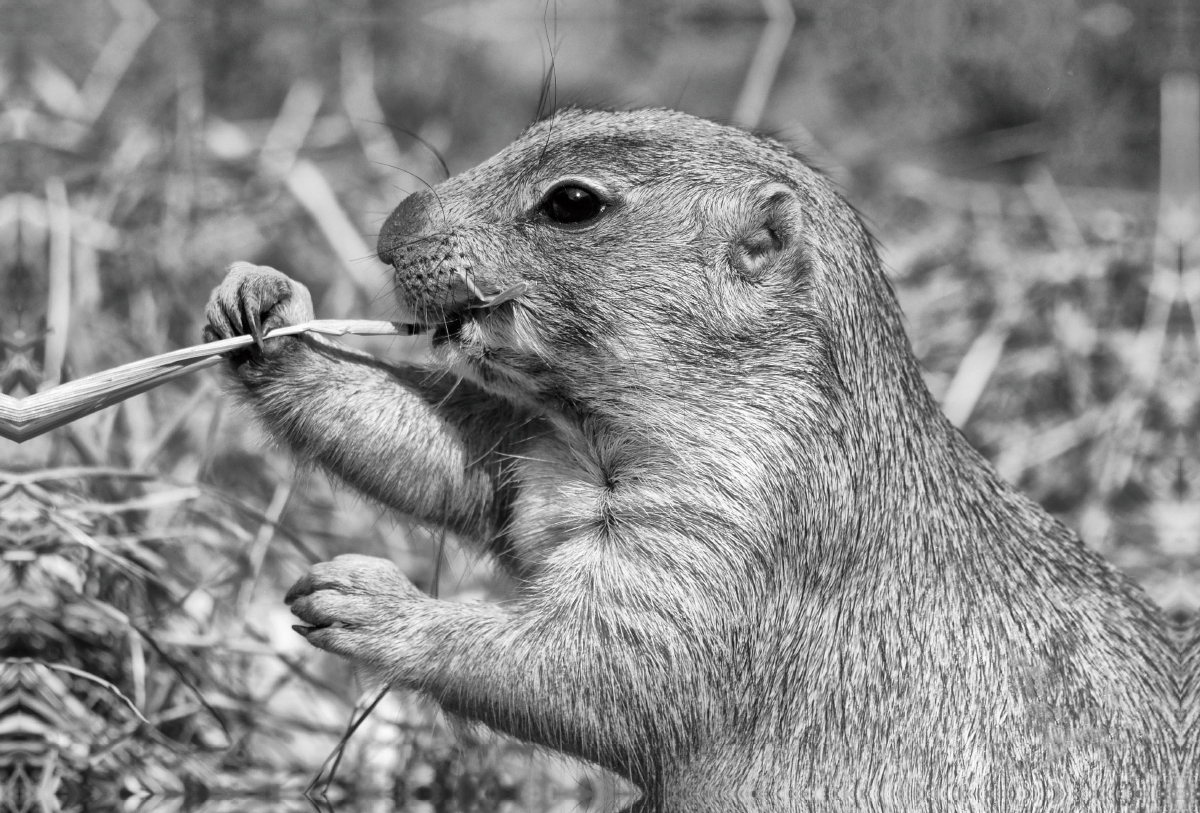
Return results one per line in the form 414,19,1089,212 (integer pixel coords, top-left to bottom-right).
1,1,1196,811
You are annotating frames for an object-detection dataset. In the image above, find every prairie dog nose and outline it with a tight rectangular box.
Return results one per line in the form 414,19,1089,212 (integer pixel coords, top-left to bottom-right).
379,191,481,314
378,191,436,268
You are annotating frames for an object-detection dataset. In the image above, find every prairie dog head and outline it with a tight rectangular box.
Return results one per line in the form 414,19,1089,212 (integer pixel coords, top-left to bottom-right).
378,109,925,446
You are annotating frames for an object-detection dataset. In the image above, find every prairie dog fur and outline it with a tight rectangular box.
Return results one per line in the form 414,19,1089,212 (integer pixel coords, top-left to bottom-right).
205,108,1183,811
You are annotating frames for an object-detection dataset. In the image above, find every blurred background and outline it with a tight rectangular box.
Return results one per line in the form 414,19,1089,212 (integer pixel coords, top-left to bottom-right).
1,0,1197,810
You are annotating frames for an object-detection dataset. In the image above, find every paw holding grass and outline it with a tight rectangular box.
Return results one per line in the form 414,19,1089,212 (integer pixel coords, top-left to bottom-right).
202,262,314,358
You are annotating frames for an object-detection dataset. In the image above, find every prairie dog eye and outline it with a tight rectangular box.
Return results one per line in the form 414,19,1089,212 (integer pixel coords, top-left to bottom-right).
540,184,606,224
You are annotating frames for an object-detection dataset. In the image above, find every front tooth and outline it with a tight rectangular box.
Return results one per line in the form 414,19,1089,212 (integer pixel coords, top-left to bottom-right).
459,272,491,303
473,282,529,309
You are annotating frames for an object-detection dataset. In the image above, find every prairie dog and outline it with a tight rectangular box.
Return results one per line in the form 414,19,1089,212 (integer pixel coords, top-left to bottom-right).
205,108,1182,812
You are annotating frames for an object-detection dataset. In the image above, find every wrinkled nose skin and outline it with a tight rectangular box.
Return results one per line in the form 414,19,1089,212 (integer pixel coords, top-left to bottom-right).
378,191,479,316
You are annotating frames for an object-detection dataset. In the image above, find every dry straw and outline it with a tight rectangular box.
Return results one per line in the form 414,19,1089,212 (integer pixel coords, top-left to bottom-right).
0,320,403,443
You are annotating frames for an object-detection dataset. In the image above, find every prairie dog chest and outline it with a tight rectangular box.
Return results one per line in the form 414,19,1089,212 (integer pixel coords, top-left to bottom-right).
503,434,609,564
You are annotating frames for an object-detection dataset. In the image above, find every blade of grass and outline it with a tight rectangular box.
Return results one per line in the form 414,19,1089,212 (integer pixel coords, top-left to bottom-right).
940,317,1009,429
731,0,795,130
6,659,150,726
259,79,323,180
0,320,404,443
305,684,391,799
233,480,294,631
42,177,72,390
134,377,214,471
285,160,391,317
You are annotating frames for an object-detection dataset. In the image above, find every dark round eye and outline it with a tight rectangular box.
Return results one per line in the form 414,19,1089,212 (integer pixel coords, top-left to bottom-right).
541,185,605,225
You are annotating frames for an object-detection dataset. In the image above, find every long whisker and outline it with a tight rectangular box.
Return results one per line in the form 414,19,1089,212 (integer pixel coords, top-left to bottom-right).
373,162,449,228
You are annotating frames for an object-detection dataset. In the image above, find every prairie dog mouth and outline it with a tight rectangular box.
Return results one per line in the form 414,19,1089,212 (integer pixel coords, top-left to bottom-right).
431,312,466,343
396,281,530,341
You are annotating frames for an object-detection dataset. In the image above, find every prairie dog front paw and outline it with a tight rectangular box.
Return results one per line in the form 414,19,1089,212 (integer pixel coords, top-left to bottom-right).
286,554,425,669
203,262,314,356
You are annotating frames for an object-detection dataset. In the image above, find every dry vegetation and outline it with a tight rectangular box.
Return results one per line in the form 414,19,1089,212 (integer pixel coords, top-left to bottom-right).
1,1,1195,812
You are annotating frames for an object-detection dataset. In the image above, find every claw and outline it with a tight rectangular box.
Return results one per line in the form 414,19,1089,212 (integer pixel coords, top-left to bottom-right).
237,296,264,352
242,298,265,352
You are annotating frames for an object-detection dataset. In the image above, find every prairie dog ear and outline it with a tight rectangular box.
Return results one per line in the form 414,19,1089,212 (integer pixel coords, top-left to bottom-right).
729,183,802,282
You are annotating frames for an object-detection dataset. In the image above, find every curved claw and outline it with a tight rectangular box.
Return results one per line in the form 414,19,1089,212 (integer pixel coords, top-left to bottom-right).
240,295,265,352
202,263,316,358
